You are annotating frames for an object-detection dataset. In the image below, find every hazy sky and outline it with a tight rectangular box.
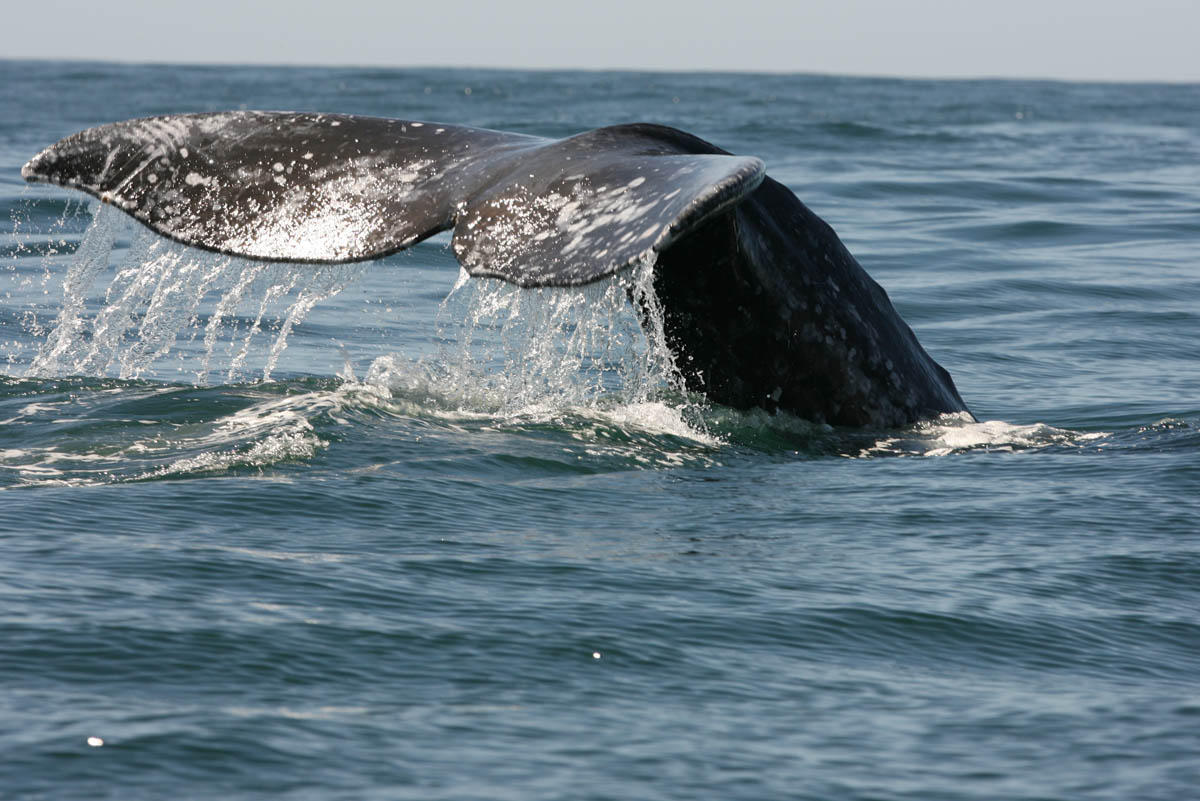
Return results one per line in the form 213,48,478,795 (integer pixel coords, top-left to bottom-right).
6,0,1198,82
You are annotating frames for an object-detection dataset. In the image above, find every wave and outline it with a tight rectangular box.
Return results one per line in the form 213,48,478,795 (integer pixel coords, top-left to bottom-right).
2,364,1164,489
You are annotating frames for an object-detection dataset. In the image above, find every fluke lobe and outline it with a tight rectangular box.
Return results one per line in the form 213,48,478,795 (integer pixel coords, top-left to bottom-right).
22,112,971,427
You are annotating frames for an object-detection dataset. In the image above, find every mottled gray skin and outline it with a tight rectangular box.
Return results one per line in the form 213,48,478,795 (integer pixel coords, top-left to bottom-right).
23,113,970,427
653,175,969,426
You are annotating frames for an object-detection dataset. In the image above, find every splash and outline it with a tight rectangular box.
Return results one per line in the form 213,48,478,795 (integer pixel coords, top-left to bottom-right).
323,250,717,443
7,190,728,463
23,204,366,383
15,203,689,416
424,254,702,424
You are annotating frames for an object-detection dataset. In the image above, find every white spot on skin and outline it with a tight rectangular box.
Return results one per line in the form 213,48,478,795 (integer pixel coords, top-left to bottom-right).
147,174,158,184
179,148,189,158
184,172,210,186
330,121,341,127
303,152,314,160
273,162,284,172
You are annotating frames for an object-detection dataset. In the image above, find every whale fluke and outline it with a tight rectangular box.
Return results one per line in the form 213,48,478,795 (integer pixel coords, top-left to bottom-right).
23,113,971,427
21,112,764,287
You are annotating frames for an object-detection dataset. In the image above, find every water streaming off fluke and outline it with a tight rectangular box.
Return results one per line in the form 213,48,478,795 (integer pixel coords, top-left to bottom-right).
24,203,367,384
8,200,702,428
429,254,686,413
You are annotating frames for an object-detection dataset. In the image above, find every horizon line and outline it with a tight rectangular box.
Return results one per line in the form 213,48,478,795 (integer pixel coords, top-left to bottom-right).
5,56,1198,87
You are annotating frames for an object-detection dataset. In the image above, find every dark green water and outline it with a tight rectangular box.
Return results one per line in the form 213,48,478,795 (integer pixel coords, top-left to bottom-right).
2,61,1198,800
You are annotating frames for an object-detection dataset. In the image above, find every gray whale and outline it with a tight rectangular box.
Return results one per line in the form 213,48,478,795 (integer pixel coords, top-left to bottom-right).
22,112,970,427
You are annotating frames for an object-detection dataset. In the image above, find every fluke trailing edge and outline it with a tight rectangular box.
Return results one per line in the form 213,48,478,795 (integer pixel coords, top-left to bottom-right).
22,112,971,427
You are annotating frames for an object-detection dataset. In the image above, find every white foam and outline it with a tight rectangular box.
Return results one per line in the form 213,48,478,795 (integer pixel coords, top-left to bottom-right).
862,413,1107,457
145,425,323,478
596,400,718,447
134,387,356,479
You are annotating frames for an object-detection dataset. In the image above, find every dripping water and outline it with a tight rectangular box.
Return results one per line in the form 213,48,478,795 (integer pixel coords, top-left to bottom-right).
10,202,705,439
22,204,367,383
413,254,704,432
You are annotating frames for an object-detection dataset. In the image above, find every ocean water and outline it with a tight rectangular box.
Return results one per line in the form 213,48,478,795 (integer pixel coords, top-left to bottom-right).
2,60,1199,800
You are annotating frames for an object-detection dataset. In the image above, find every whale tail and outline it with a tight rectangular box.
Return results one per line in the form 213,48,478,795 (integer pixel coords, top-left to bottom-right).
21,112,764,287
23,113,971,426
